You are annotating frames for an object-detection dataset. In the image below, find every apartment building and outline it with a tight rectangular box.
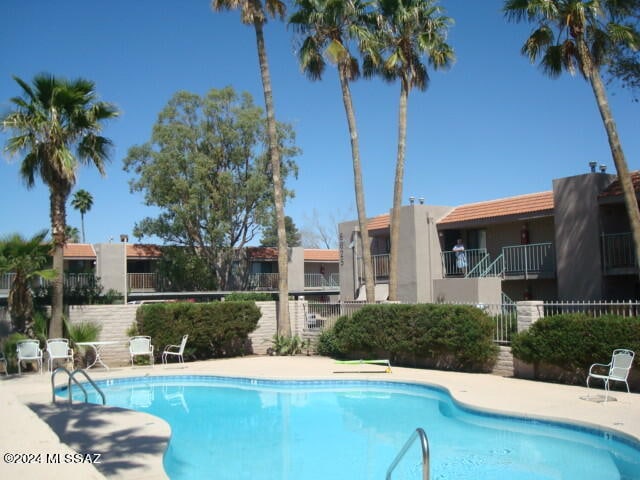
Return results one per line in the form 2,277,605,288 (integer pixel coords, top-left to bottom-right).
338,169,639,303
0,244,340,302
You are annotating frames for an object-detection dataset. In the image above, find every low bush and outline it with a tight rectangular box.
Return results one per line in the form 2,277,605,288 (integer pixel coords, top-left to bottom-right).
224,292,275,302
2,332,30,373
318,304,498,372
135,301,261,360
512,314,640,383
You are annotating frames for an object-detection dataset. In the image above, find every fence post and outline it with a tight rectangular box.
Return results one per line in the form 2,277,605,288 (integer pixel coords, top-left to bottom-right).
516,300,544,333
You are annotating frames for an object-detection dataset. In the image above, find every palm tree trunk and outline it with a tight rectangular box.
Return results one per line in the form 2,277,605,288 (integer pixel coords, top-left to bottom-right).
254,20,290,335
580,41,640,280
50,188,67,338
389,80,409,301
81,213,86,243
337,69,375,302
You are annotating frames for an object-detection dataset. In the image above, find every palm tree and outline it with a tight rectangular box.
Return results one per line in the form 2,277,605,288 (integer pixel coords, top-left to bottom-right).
212,0,292,337
0,230,56,335
1,74,119,337
65,225,81,243
364,0,454,300
71,189,93,243
503,0,640,278
211,0,291,337
290,0,376,302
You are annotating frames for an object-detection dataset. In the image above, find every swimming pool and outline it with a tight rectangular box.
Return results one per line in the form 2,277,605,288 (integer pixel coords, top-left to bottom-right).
64,376,640,480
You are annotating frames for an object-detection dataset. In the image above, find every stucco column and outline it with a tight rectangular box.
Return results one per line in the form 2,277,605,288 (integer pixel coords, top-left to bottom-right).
516,300,544,332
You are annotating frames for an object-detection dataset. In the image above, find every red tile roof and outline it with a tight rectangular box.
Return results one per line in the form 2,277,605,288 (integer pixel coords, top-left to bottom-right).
63,244,96,259
126,244,163,258
599,171,640,198
367,214,390,231
246,247,278,260
304,249,339,261
438,191,554,225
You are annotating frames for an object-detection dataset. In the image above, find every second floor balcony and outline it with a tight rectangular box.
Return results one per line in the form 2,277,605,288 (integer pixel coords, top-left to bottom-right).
0,272,98,292
304,273,339,289
442,243,556,279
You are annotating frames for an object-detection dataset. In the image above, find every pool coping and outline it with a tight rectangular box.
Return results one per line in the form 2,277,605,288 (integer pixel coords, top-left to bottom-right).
1,355,639,479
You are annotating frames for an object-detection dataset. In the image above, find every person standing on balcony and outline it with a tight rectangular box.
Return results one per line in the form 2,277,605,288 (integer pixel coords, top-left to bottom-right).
453,239,467,275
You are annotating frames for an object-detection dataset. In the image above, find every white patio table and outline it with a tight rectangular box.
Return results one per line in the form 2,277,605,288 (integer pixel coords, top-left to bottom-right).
76,341,120,369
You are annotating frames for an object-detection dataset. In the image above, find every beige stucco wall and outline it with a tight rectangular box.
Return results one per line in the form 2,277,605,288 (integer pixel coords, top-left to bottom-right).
94,243,128,299
432,277,503,304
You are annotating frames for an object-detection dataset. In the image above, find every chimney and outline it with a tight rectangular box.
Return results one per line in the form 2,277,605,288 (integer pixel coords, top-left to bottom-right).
589,161,597,173
599,164,607,173
409,196,415,205
419,197,425,205
120,234,129,243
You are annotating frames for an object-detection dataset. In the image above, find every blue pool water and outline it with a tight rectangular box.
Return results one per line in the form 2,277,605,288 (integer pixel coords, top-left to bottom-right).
64,376,640,480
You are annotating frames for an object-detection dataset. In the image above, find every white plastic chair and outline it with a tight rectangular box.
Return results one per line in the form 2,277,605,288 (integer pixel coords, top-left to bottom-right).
16,340,43,375
162,335,188,365
129,336,154,366
46,338,74,372
587,349,635,398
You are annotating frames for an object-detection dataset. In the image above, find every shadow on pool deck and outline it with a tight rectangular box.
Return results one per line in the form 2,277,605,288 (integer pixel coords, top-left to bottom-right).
27,401,170,479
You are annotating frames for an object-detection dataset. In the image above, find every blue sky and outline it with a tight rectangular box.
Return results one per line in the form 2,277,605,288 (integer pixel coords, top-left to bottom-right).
1,0,638,246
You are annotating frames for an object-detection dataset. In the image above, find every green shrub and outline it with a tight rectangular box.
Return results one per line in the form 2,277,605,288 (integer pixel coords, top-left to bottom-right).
135,301,261,360
320,304,498,372
224,292,275,302
512,314,640,382
3,332,30,373
64,319,102,368
270,334,306,355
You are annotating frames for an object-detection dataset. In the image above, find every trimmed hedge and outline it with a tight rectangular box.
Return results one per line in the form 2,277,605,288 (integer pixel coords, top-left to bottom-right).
318,304,498,372
136,301,261,360
512,313,640,383
224,292,276,302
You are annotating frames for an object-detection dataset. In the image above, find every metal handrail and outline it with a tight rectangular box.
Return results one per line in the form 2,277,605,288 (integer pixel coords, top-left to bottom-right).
386,427,430,480
51,366,105,405
465,252,491,277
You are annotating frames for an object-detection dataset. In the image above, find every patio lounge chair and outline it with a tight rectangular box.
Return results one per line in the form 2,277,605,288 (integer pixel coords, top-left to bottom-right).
17,340,43,375
46,338,74,372
129,336,154,366
162,335,188,365
587,349,635,397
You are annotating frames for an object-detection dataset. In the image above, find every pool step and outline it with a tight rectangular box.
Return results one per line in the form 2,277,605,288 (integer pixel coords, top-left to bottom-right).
492,346,514,377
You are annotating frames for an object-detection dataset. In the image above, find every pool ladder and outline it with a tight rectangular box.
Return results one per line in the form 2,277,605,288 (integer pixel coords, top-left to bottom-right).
51,366,105,405
386,427,430,480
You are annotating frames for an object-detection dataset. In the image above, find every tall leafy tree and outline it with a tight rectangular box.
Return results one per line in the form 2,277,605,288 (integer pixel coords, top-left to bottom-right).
1,74,119,337
71,189,94,242
212,0,292,336
365,0,454,300
290,0,376,302
123,87,298,290
0,230,56,335
504,0,640,280
261,215,302,247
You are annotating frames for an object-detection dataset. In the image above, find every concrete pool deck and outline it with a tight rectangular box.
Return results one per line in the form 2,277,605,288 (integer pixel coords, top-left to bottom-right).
1,355,639,479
